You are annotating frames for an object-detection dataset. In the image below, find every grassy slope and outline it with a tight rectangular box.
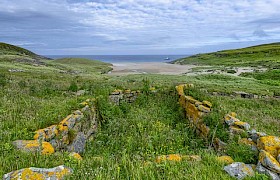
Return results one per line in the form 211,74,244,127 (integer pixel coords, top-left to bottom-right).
172,43,280,67
0,42,50,62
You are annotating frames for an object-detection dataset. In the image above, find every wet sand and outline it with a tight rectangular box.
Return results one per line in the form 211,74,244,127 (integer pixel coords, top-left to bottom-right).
108,62,195,75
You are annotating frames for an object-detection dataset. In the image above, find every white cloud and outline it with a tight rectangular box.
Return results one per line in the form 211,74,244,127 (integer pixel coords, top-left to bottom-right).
0,0,280,54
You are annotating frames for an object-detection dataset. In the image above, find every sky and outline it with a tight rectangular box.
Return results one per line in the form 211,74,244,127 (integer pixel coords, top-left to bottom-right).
1,0,280,55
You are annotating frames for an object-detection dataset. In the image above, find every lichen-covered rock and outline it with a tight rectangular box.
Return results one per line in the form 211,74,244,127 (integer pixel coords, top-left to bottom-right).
13,140,54,155
249,129,267,143
197,105,211,113
155,154,201,163
197,123,210,137
217,156,234,164
224,162,255,179
225,115,240,126
69,152,82,161
257,136,280,158
175,84,185,96
256,162,280,180
67,132,86,153
229,112,237,118
202,100,212,108
185,96,198,104
233,121,250,131
229,126,246,135
34,125,58,141
259,150,280,173
3,165,72,180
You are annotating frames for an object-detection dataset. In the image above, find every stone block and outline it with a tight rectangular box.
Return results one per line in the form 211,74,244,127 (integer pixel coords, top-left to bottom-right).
257,136,280,158
224,162,254,179
259,150,280,173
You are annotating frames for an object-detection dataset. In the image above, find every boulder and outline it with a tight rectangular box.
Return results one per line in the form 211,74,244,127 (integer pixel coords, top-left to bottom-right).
229,126,246,135
238,138,258,151
3,165,72,180
257,136,280,158
69,152,82,161
225,115,240,126
67,132,86,153
259,150,280,173
256,162,280,180
224,162,255,179
13,140,54,155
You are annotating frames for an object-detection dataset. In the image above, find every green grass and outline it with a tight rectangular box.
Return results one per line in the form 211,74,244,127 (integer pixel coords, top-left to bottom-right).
0,42,279,179
172,43,280,67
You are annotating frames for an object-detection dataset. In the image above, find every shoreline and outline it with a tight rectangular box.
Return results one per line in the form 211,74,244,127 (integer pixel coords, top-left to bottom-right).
108,62,195,75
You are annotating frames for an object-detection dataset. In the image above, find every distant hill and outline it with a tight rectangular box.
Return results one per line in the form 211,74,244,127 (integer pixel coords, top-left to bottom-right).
172,43,280,68
0,42,50,63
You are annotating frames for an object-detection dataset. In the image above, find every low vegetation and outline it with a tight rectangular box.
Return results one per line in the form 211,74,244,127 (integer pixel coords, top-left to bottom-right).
0,43,279,179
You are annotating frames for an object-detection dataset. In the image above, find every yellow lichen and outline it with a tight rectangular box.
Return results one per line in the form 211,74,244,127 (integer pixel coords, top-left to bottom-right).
181,155,202,162
175,84,185,96
257,136,280,158
70,152,82,161
156,154,182,163
55,168,71,179
202,100,212,108
259,150,280,172
229,112,237,117
239,138,256,146
41,142,55,155
21,168,44,180
185,96,197,104
217,156,234,164
58,115,72,132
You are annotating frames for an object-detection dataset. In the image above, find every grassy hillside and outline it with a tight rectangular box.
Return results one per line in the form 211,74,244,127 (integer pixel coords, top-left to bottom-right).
172,43,280,67
0,42,50,62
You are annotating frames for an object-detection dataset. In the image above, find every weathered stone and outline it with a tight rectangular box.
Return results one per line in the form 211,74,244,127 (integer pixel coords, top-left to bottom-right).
229,126,246,135
257,136,280,158
179,95,186,107
217,156,234,164
202,100,212,108
176,84,185,96
225,115,240,126
249,129,267,143
67,132,86,153
259,150,280,173
3,165,72,180
185,96,198,104
278,153,280,163
197,123,210,137
195,101,203,107
34,125,58,141
233,121,250,131
197,105,211,113
224,162,255,179
256,162,280,180
229,112,237,118
13,140,55,155
69,152,82,161
156,154,201,163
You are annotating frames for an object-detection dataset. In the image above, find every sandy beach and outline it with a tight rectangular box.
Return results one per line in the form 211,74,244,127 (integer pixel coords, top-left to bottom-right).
108,62,195,75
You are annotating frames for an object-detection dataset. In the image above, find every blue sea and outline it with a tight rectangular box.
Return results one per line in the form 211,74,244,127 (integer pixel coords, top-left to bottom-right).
46,55,189,63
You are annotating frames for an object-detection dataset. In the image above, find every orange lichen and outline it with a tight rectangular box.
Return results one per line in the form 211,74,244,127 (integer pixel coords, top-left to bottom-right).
41,142,55,154
259,150,280,173
257,136,280,158
55,168,72,179
58,115,72,132
179,95,186,107
229,112,237,118
156,154,182,163
217,156,234,164
181,155,202,162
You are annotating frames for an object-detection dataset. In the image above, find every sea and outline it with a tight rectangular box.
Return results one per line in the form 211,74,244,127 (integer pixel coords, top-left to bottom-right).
46,55,189,63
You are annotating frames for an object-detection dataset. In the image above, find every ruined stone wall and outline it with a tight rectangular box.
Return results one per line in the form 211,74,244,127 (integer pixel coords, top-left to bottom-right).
13,98,97,155
176,84,280,179
175,84,212,138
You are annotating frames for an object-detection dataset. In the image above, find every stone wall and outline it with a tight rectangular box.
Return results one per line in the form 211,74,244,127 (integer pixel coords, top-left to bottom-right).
175,84,212,138
176,83,280,179
109,89,141,105
13,98,97,155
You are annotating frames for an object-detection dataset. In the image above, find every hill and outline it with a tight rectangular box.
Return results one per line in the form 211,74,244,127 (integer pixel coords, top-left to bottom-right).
0,42,50,63
172,43,280,68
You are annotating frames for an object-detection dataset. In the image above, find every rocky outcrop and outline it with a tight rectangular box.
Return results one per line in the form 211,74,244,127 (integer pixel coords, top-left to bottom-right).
3,165,72,180
224,162,255,179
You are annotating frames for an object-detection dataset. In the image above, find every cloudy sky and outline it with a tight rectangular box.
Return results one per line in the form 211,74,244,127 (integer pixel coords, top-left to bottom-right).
1,0,280,55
